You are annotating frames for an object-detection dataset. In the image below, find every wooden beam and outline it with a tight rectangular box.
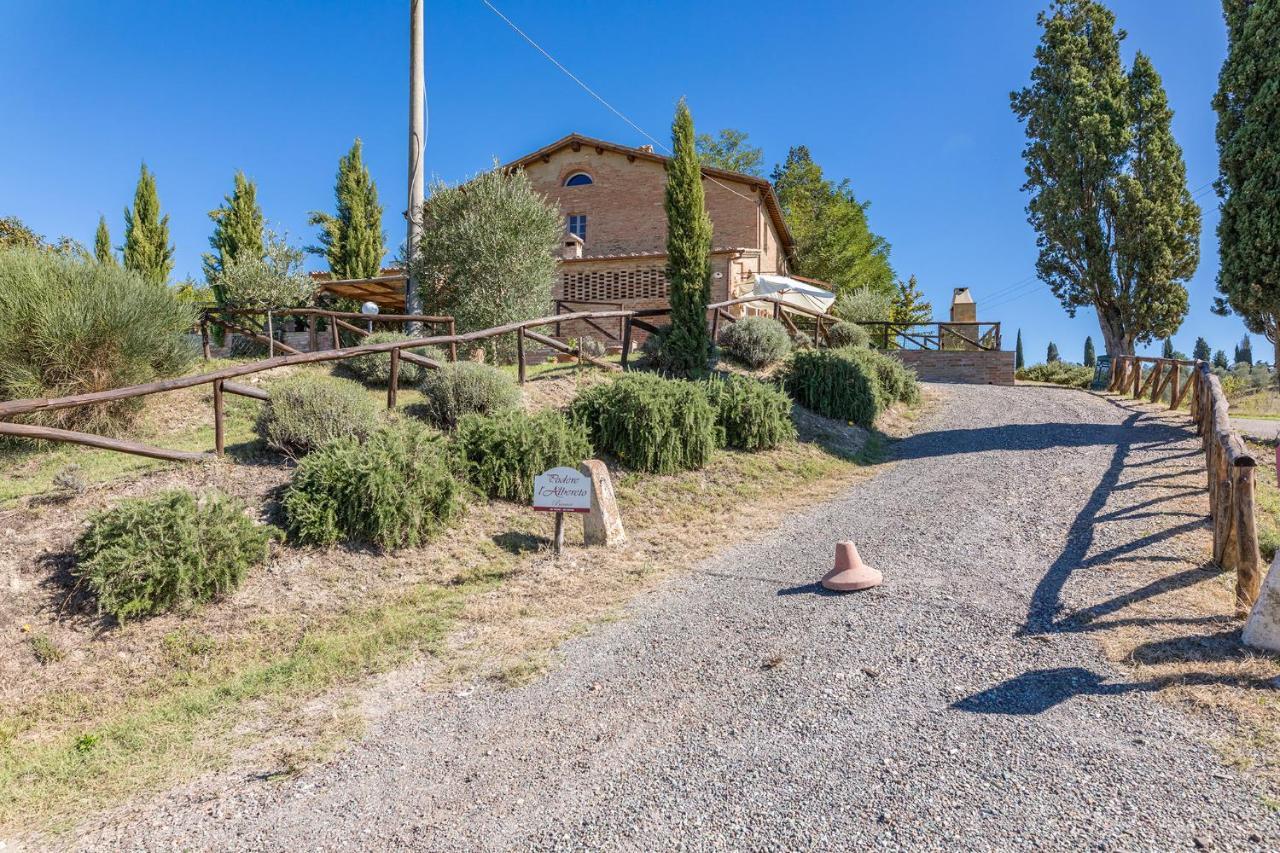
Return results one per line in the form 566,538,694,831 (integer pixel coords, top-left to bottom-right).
221,381,269,401
523,329,620,372
0,420,211,463
213,379,225,455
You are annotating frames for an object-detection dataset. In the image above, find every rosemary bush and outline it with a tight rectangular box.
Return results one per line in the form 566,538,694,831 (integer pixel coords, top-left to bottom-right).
340,331,445,387
784,349,880,426
826,321,870,349
456,409,592,502
844,347,921,406
718,317,792,369
282,421,464,549
417,361,521,431
572,373,716,473
75,490,275,623
704,375,796,451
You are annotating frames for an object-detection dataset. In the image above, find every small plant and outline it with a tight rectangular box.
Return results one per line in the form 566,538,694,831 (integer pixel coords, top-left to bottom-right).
30,633,64,665
456,409,592,502
257,373,379,457
52,464,87,496
74,490,276,623
282,421,465,549
704,375,796,451
573,373,716,473
1017,362,1094,389
718,317,792,369
827,321,870,349
417,361,521,431
784,349,880,427
340,332,445,387
577,337,608,359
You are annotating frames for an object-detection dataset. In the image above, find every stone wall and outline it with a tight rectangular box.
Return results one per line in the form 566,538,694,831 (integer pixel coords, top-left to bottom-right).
891,350,1015,386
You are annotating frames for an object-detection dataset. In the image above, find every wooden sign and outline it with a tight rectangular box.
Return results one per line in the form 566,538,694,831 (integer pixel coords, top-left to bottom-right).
533,466,592,514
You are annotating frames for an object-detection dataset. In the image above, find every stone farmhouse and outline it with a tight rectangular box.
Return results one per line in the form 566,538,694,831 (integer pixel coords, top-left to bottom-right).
503,133,799,325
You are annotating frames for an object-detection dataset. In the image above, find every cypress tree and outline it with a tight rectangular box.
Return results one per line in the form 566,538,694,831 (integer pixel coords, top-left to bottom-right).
1162,338,1174,359
1193,336,1211,363
1213,0,1280,371
1238,334,1253,366
1011,2,1199,357
1047,341,1060,363
1213,349,1230,370
123,163,174,285
1016,329,1025,369
204,171,265,284
1084,336,1096,367
94,215,116,265
308,138,386,279
661,98,713,377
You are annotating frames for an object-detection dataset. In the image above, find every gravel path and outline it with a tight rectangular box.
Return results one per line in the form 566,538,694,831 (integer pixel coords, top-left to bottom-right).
78,385,1280,851
1231,416,1280,442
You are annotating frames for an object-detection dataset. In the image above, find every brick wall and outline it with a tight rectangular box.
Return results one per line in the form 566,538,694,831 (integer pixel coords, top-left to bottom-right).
891,350,1015,386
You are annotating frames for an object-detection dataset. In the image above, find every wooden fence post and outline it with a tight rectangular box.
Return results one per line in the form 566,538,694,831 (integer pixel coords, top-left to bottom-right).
1235,464,1262,613
620,317,633,371
1132,360,1142,397
212,379,225,455
1149,360,1163,403
308,313,318,352
200,317,211,361
449,319,458,362
330,313,340,350
711,309,720,345
266,310,275,359
517,327,526,384
388,348,400,409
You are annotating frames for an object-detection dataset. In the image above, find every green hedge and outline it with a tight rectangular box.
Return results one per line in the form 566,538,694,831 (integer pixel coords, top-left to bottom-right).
844,347,921,406
418,361,521,431
784,349,880,426
75,490,275,623
282,421,464,549
456,409,592,502
826,321,870,349
573,373,716,473
704,375,796,451
257,373,379,458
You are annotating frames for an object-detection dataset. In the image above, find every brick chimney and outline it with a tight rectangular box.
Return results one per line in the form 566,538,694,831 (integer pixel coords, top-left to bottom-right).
562,232,584,260
638,144,654,153
951,287,976,323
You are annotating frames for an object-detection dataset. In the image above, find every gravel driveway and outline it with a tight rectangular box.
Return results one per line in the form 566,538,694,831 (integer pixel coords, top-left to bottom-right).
76,385,1280,851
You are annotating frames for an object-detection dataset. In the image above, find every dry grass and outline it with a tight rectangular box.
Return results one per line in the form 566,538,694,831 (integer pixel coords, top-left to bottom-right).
0,363,910,835
1084,396,1280,791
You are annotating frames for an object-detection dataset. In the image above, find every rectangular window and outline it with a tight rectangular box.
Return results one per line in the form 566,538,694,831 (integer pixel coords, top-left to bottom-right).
568,214,587,241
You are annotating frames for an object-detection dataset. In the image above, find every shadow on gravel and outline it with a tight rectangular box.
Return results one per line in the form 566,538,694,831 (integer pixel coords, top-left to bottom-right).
890,421,1188,462
953,663,1275,716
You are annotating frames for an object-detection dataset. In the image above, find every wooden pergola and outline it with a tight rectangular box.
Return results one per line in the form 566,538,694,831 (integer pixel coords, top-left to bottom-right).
314,272,408,311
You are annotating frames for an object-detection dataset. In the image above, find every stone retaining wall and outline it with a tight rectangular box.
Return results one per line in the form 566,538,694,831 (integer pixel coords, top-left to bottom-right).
890,350,1015,386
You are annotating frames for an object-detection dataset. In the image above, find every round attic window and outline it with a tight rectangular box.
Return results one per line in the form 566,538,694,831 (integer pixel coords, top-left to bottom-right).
563,172,593,187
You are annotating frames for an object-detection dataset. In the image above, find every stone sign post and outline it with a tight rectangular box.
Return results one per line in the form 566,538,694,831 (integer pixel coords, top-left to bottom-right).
580,460,626,547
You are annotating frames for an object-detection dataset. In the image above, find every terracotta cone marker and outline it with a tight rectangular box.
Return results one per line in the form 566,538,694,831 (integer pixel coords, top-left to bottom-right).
821,541,882,592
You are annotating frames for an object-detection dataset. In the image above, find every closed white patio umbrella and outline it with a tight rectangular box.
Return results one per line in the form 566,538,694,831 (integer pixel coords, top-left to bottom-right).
752,274,836,314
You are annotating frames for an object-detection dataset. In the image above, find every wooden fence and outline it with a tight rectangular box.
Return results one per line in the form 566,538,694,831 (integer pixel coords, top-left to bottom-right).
200,307,458,362
0,293,867,467
1109,355,1262,613
852,321,1002,352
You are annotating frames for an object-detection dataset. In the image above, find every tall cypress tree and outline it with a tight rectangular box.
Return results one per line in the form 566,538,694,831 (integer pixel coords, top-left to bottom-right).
1193,336,1211,362
1084,336,1096,367
204,171,265,284
1213,0,1280,371
1238,334,1253,366
1162,338,1175,359
1016,329,1025,369
1047,341,1060,363
308,138,386,279
123,163,174,285
94,215,116,265
1011,1,1199,357
661,98,713,377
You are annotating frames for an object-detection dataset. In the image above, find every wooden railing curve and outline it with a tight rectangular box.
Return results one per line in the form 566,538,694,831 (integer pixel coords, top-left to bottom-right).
1108,355,1261,614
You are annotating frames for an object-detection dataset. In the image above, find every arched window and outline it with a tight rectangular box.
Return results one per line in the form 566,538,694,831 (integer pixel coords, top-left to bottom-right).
564,172,593,187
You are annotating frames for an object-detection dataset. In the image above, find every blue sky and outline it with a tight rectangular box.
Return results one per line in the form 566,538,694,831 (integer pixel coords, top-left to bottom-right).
0,1,1247,363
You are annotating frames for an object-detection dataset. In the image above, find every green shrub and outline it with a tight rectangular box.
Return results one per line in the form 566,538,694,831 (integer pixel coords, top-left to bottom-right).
257,373,379,457
74,490,275,623
341,332,445,387
704,375,796,451
282,421,464,549
573,373,716,473
833,287,893,323
0,248,195,434
718,317,792,368
844,347,921,406
784,349,880,427
417,361,521,430
1017,362,1094,389
639,325,680,374
456,409,593,502
827,321,870,349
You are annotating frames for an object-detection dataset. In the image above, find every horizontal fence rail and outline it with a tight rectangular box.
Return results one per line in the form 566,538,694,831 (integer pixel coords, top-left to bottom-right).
850,321,1002,352
1,295,837,464
1108,355,1261,613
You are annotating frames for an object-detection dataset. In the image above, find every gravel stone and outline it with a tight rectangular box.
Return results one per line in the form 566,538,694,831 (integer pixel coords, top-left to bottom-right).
71,385,1280,850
